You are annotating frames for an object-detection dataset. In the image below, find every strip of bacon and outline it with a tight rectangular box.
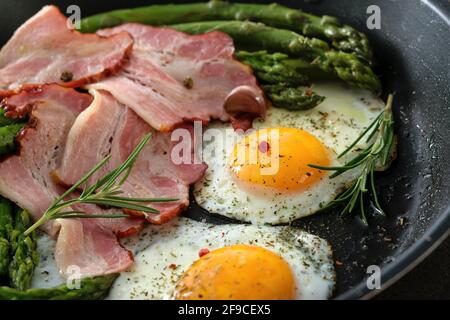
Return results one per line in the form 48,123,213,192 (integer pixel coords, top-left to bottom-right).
55,218,134,278
0,85,141,277
0,85,92,233
55,89,207,224
88,24,266,132
0,6,133,96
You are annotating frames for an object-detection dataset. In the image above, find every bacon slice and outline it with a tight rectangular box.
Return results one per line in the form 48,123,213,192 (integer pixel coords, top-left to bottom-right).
71,202,145,238
0,85,92,232
55,89,207,224
0,6,133,96
55,219,134,277
0,85,140,277
89,24,266,132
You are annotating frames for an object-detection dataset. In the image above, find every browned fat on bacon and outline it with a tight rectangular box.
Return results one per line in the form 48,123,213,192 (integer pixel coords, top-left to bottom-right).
55,89,207,224
88,24,267,132
0,6,133,96
0,85,143,277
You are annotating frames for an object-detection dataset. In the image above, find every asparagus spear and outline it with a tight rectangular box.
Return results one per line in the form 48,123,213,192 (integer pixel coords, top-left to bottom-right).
313,50,381,93
291,10,373,63
236,51,310,85
0,197,14,276
262,84,325,111
173,20,328,56
0,109,16,127
0,107,26,156
236,51,335,81
8,210,39,290
0,123,23,156
0,274,118,300
171,21,381,93
79,0,372,61
236,51,325,110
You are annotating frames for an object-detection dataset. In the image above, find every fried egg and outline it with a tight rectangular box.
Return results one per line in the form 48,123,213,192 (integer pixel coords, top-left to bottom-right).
108,218,336,300
31,218,335,300
193,82,385,224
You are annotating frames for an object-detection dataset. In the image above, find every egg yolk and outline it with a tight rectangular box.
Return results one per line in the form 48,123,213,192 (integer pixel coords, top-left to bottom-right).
173,244,296,300
229,128,330,191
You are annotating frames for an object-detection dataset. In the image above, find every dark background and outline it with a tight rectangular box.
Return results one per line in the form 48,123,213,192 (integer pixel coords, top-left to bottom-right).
0,0,448,299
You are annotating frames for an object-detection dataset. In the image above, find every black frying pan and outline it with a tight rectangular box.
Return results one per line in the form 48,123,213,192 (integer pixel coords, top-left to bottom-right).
1,0,449,299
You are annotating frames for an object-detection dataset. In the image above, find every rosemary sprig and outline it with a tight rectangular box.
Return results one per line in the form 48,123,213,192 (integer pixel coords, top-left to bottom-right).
308,95,395,224
24,134,177,236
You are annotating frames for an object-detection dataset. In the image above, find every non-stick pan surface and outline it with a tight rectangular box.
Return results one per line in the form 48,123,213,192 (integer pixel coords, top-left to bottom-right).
0,0,449,299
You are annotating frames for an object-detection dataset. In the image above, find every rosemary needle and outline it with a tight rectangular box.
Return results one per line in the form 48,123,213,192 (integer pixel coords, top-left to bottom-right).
308,94,395,224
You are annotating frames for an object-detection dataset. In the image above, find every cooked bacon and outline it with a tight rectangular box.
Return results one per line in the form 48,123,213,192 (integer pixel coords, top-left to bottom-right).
0,85,92,233
72,202,145,238
88,24,266,131
0,85,140,277
55,219,133,277
0,6,133,96
55,89,207,224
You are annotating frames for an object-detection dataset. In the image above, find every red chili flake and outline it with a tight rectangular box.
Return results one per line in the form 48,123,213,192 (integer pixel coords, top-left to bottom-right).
258,141,270,153
168,264,178,270
198,248,210,258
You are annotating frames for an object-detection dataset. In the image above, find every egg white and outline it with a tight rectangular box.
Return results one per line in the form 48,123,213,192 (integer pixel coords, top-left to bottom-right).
193,82,385,224
31,232,65,289
108,217,336,300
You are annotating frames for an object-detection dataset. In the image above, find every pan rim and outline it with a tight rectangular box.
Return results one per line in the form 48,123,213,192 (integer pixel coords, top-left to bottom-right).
335,0,450,300
335,208,450,299
1,0,448,301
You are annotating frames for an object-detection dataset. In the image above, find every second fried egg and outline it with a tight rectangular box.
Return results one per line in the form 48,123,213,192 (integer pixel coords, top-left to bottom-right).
108,218,336,300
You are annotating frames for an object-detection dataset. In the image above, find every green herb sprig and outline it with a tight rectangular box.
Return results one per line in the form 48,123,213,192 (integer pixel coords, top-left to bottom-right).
308,95,395,224
24,134,177,236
